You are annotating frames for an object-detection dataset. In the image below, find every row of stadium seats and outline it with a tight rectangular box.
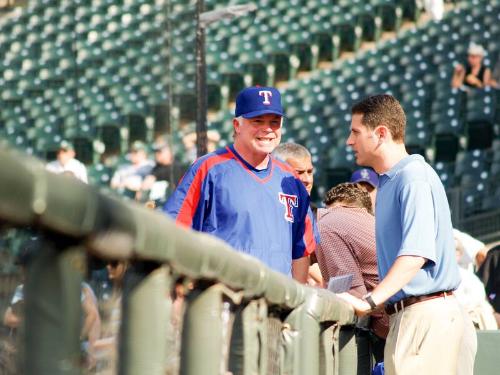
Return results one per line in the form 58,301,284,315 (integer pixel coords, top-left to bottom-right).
168,0,421,121
0,0,170,162
203,0,500,214
0,0,498,220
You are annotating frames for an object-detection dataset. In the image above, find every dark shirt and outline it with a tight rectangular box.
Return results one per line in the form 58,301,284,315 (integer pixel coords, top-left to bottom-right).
464,63,486,87
151,164,172,182
477,245,500,313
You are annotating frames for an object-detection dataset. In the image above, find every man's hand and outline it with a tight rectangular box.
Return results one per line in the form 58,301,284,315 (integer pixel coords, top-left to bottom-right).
336,292,372,317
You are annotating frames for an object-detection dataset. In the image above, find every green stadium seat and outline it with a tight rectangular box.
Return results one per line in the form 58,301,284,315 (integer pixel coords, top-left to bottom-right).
405,125,432,158
465,90,496,151
461,183,487,216
261,34,296,83
88,163,114,187
466,89,496,125
307,15,341,63
481,187,500,211
433,161,457,189
455,150,491,184
398,0,420,22
96,122,121,156
331,10,362,53
289,30,317,72
371,0,403,31
326,145,356,171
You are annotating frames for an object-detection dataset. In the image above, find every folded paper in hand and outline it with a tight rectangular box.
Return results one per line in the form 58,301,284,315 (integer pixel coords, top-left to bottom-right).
327,274,353,293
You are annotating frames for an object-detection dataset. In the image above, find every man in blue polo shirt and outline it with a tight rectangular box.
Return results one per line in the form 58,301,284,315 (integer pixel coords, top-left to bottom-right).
338,94,475,374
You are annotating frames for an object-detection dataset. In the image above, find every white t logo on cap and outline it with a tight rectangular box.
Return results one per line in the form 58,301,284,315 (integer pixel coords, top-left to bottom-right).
259,90,272,105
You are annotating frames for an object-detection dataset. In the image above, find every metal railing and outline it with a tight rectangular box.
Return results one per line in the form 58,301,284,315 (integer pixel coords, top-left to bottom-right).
0,146,357,375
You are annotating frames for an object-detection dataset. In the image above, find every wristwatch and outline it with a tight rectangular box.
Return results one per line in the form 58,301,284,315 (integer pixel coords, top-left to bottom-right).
362,292,377,311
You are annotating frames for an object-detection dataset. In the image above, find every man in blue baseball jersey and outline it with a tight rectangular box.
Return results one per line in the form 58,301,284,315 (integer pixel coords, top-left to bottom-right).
338,94,474,374
164,86,316,282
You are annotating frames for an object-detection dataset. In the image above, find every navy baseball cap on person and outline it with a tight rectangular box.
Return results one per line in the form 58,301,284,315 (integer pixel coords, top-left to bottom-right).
235,86,284,118
351,168,379,188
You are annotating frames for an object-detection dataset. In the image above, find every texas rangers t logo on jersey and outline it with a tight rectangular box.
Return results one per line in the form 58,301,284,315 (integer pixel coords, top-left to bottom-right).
259,90,273,105
279,193,298,222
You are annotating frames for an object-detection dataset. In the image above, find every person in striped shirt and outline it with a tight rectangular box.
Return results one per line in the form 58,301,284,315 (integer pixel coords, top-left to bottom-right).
316,182,388,369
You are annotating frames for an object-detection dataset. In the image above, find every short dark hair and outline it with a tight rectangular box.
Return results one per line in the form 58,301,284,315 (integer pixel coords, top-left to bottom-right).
323,182,373,214
351,94,406,142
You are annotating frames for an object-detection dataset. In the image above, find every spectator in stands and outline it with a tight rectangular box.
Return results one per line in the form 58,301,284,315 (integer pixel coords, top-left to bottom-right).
316,182,388,368
476,244,500,327
3,237,101,368
46,140,88,183
454,235,497,330
182,130,221,164
453,228,488,272
164,86,317,282
350,168,379,207
339,94,474,374
100,260,128,336
93,260,128,373
138,138,176,203
453,234,493,375
110,141,154,198
452,43,495,89
273,142,322,286
418,0,444,21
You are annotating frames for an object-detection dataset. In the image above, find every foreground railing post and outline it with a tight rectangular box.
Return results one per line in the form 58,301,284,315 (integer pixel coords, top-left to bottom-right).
320,324,336,375
228,298,268,375
180,283,230,375
119,261,171,375
284,292,321,375
24,236,84,375
338,326,359,375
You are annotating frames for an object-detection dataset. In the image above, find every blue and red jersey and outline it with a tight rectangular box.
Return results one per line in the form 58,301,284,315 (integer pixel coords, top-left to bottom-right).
164,145,317,275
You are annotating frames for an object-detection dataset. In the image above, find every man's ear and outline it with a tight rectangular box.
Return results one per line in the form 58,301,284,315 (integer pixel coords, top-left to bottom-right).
233,118,241,133
375,125,389,142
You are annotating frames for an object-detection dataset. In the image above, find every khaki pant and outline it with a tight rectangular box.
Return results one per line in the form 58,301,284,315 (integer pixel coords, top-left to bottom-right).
457,305,477,375
384,295,465,375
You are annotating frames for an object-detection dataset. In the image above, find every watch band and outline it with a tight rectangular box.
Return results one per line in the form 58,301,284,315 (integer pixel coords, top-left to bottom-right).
363,292,377,311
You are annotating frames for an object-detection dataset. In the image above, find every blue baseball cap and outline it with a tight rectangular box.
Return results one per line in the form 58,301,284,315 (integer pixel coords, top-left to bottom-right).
350,168,379,188
235,86,284,118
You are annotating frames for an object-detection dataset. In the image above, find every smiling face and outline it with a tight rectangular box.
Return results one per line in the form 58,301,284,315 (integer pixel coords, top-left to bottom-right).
346,113,379,168
233,114,282,168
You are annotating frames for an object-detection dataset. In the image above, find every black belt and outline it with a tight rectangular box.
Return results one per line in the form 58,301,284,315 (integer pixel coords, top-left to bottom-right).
385,290,454,315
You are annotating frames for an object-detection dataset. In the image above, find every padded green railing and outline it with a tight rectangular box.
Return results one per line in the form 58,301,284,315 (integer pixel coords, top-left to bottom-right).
0,145,357,375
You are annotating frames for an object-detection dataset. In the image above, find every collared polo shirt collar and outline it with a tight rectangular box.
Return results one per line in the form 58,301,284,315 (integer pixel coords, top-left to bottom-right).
379,154,424,187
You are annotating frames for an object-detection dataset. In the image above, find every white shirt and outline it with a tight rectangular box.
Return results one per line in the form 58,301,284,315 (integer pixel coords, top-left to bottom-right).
46,158,88,183
453,228,485,271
